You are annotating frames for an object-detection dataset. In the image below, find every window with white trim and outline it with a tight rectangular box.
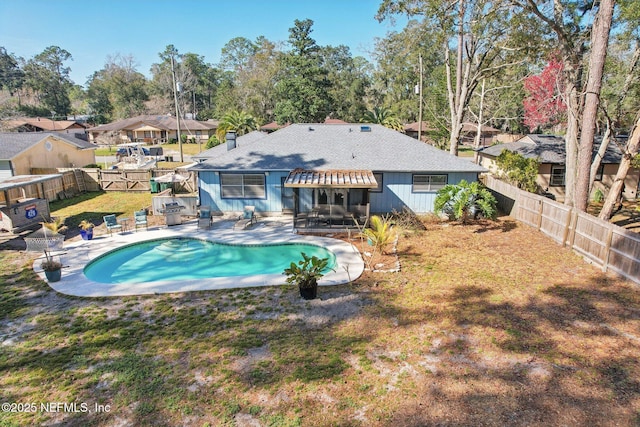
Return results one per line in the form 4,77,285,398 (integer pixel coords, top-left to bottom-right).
550,165,565,187
221,173,266,198
413,174,447,192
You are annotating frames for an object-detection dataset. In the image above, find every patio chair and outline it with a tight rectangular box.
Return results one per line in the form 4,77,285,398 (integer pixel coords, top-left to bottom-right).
134,210,148,231
198,205,212,230
103,214,122,236
234,206,256,230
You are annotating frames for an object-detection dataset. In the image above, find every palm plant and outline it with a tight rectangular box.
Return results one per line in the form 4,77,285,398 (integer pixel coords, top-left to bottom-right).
362,107,404,132
216,110,258,141
434,180,497,224
360,214,395,254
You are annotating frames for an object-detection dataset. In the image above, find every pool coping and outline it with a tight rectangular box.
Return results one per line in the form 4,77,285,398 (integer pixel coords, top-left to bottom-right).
32,218,365,297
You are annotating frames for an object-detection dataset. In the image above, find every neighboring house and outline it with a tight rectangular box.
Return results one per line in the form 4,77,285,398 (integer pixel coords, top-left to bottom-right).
477,134,640,201
259,121,288,133
460,123,501,147
87,115,218,145
404,121,432,141
404,122,501,147
2,117,88,133
190,123,486,219
0,133,96,179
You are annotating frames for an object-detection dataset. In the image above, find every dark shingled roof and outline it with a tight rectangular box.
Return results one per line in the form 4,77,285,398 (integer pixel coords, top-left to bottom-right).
192,131,269,161
190,123,486,173
0,132,94,160
479,134,626,164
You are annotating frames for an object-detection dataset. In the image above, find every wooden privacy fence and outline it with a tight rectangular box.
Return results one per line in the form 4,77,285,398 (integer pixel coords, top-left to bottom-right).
99,169,197,193
30,168,197,196
100,170,151,192
31,168,101,198
482,175,640,285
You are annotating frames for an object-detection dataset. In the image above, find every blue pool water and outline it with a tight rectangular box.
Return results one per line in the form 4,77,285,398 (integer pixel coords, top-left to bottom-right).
83,238,336,284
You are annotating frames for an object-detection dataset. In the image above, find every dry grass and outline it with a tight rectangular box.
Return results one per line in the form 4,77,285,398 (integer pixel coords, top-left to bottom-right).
1,213,640,426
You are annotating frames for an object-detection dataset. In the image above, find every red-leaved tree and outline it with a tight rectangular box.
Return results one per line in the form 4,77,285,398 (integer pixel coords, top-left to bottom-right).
523,60,566,131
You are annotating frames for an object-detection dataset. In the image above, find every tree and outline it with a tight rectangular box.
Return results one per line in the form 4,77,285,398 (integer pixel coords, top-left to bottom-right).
149,45,196,118
377,0,513,156
22,46,73,116
575,0,615,212
0,47,24,96
598,115,640,220
593,0,640,218
523,59,566,132
216,110,258,140
86,54,148,121
434,179,497,224
321,45,371,122
510,0,617,210
219,37,258,72
362,107,404,131
274,19,331,123
229,36,281,123
371,19,447,127
182,52,214,119
196,66,226,120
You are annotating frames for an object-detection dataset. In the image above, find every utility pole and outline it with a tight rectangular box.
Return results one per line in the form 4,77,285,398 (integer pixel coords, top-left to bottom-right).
418,54,423,142
170,54,183,162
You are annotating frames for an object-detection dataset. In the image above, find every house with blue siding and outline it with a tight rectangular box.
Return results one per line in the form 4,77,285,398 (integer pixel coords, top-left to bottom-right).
190,123,486,226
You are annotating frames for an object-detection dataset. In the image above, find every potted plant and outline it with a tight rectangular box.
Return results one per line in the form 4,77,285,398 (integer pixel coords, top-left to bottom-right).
42,216,67,234
41,256,63,282
283,252,331,300
38,217,66,282
78,220,95,240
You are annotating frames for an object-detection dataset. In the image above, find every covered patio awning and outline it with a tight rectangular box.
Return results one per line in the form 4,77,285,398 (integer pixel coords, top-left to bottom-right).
284,169,378,188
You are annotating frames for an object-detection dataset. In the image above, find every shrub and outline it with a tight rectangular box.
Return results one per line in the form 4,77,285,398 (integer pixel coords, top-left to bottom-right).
593,188,605,203
434,180,497,224
391,207,427,231
495,150,539,193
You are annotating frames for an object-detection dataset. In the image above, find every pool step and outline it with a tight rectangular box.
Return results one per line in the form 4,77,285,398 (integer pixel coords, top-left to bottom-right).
153,239,209,262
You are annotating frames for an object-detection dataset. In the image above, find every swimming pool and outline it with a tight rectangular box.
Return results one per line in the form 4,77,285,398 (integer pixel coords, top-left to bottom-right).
83,237,337,284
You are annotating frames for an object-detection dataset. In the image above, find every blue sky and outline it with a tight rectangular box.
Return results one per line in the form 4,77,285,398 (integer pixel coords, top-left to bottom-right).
0,0,407,87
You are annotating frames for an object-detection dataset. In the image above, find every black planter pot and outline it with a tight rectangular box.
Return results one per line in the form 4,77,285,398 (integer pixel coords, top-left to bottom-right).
44,268,62,282
80,229,93,240
299,280,318,300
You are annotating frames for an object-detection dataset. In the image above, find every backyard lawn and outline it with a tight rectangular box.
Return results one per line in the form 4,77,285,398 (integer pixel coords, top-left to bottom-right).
1,194,640,426
94,143,207,157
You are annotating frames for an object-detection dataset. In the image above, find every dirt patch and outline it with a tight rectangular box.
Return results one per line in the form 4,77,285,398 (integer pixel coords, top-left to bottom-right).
590,199,640,233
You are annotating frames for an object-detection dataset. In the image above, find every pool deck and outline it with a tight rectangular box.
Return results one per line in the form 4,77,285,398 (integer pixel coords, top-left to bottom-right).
33,216,365,297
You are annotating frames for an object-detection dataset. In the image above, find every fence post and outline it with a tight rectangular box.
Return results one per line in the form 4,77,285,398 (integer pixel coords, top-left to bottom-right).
537,198,544,230
603,226,614,273
568,210,578,249
562,207,573,247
